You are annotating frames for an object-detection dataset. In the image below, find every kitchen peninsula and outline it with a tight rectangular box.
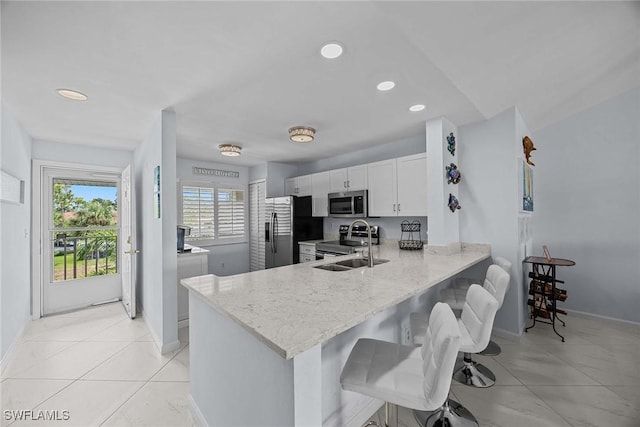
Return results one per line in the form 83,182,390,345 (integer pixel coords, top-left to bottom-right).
181,242,490,427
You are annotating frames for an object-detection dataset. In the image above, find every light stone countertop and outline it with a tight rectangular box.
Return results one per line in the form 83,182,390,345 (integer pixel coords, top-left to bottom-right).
181,242,491,359
177,244,210,257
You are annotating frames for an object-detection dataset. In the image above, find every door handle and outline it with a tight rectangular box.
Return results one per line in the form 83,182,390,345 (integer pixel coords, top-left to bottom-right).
398,204,401,212
347,180,350,188
124,249,140,254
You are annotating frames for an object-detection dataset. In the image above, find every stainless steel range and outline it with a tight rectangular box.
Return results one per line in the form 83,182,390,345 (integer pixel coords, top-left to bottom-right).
315,224,380,260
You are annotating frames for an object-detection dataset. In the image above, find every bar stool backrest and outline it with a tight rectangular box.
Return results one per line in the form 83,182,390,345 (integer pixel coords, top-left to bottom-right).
460,285,499,352
483,264,511,309
421,302,461,407
494,256,513,274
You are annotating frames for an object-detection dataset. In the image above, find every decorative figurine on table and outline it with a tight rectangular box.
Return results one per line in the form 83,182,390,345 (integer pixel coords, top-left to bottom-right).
446,132,456,156
523,136,536,166
446,163,461,184
448,193,461,212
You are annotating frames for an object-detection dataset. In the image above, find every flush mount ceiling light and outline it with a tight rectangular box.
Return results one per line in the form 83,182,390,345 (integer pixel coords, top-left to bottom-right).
320,42,343,59
376,81,395,91
219,144,242,157
409,104,426,112
56,88,88,101
288,126,316,143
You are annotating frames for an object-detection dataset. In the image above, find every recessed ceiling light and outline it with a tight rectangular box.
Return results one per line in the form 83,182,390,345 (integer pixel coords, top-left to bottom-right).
56,89,88,101
409,104,426,112
320,43,343,59
376,81,395,91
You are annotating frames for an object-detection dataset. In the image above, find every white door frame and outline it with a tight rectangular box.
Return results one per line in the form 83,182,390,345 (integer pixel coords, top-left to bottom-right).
31,160,124,319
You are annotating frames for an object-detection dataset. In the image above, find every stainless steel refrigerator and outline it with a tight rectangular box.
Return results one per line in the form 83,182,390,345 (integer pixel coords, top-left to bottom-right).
265,196,323,269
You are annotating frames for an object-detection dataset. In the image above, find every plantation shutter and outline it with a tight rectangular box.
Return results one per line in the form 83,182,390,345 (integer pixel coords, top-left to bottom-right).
249,181,265,271
217,188,245,238
182,186,215,240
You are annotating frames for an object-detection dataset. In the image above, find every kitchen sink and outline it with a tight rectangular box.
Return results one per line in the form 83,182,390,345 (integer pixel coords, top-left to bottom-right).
334,258,390,268
314,258,389,271
314,264,352,272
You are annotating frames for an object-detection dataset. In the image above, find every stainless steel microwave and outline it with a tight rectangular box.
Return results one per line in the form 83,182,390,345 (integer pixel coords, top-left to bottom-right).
328,190,368,218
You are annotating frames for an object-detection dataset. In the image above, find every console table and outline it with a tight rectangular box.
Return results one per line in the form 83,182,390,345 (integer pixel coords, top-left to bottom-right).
524,256,575,342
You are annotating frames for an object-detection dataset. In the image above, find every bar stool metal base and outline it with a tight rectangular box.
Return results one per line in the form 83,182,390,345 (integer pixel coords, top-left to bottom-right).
478,339,501,356
453,355,496,388
414,399,478,427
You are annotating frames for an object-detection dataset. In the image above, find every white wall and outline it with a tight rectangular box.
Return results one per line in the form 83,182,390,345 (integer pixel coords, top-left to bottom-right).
133,110,179,353
177,157,251,275
426,117,459,246
266,162,298,198
458,107,526,336
532,88,640,324
32,139,132,167
1,106,33,361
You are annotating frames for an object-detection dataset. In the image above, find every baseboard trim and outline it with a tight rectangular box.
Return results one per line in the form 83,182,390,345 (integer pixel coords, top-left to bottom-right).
0,313,31,377
323,397,384,427
564,308,640,327
188,393,209,427
491,326,523,343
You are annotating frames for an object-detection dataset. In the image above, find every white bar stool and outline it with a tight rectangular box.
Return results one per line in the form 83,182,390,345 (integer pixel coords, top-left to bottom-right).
341,303,461,427
413,274,505,388
412,285,498,426
441,257,512,356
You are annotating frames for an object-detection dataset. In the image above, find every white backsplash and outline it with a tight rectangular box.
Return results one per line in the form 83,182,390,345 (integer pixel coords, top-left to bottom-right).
323,216,428,242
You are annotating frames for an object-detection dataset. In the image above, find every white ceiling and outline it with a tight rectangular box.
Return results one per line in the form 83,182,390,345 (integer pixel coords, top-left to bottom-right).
3,1,639,167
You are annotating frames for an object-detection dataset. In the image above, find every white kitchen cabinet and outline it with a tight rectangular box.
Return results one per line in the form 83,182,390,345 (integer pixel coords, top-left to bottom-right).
285,174,312,196
368,158,398,216
299,242,317,263
397,153,428,216
311,171,330,217
178,248,209,324
328,165,368,193
368,153,427,217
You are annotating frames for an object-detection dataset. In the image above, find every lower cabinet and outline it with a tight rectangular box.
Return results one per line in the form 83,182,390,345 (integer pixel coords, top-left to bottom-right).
299,242,317,263
178,251,209,324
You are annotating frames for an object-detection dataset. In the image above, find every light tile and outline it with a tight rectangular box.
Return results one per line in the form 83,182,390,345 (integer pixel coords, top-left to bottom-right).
494,344,599,386
22,315,124,342
529,385,640,426
12,380,144,427
151,346,189,382
1,341,76,379
11,341,128,380
452,385,572,427
550,344,640,386
101,382,196,427
86,317,151,342
81,341,176,381
606,385,640,409
1,379,72,413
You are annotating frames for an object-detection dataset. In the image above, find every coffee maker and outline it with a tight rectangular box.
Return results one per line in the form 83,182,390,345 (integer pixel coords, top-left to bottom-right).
177,225,191,253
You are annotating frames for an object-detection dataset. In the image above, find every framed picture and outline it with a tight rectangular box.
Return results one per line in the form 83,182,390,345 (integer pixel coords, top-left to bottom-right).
520,159,534,212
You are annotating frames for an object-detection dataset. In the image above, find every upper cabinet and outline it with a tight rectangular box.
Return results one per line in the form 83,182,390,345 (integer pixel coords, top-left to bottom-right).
285,174,312,196
329,164,368,193
311,171,330,217
368,153,427,217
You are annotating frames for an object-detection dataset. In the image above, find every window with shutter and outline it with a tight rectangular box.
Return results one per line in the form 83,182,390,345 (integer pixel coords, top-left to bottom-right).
180,183,247,246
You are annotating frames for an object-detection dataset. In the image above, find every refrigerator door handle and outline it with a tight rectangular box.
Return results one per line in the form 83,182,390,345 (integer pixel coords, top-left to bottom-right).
272,213,278,253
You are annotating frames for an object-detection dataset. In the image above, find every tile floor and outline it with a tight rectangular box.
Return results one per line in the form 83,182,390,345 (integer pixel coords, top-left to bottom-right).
2,303,639,427
366,313,640,427
1,303,192,427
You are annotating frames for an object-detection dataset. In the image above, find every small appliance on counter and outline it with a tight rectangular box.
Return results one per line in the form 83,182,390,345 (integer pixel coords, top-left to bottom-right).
177,225,192,253
315,224,380,260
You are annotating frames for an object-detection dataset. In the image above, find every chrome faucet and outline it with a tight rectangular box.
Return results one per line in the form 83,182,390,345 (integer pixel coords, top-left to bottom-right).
347,219,374,268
